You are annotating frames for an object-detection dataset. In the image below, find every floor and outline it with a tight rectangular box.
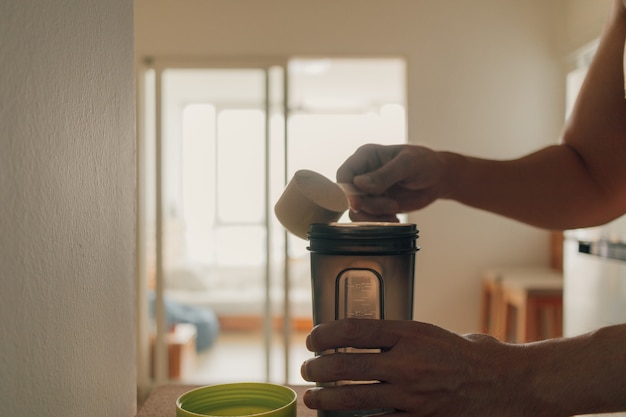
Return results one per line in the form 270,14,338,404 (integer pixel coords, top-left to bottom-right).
183,330,311,385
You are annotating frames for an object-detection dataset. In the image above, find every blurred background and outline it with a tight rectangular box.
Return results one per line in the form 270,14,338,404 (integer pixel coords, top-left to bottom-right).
133,0,614,392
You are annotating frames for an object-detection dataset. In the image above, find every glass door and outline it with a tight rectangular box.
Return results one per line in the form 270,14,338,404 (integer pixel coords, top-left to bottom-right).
137,59,289,391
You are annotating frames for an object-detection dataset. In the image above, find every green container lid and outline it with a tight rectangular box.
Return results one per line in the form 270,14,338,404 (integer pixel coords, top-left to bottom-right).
176,383,297,417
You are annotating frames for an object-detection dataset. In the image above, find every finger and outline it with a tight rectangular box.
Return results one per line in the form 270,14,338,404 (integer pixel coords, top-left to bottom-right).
301,352,387,383
349,210,399,223
302,383,418,413
303,384,452,417
352,196,400,217
336,144,392,184
303,384,394,411
307,319,402,353
352,148,419,195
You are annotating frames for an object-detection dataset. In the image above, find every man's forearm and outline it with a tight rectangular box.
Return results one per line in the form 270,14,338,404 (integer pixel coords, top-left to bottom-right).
439,145,623,230
521,324,626,416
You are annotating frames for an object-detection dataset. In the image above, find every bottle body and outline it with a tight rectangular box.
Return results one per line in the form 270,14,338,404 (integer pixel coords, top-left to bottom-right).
307,223,419,417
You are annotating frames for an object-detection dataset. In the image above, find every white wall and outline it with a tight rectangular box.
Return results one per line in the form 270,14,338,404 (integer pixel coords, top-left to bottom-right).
560,0,613,54
135,0,610,333
0,2,136,417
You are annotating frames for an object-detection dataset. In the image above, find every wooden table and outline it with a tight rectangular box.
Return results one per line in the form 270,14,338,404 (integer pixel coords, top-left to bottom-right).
500,276,563,343
480,267,563,342
136,384,316,417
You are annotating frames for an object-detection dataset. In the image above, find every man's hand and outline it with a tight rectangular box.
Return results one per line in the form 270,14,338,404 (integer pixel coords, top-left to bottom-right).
300,319,536,416
336,144,449,222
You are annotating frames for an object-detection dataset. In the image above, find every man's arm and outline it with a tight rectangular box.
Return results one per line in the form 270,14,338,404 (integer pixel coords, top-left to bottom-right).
443,1,626,229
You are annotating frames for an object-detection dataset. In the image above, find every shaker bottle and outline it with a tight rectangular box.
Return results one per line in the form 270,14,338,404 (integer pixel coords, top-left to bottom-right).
307,222,419,417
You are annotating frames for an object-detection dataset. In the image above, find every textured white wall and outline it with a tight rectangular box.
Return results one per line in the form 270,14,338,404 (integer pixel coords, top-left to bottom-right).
0,1,136,416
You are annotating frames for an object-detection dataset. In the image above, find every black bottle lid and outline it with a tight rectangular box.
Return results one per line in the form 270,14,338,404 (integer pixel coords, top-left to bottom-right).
307,222,419,255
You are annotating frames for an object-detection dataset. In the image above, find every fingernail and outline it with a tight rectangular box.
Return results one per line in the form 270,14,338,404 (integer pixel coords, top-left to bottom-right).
303,387,321,407
347,196,360,213
300,359,311,381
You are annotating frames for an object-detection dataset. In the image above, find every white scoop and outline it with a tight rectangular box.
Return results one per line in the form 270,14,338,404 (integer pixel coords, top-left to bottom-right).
274,170,357,239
